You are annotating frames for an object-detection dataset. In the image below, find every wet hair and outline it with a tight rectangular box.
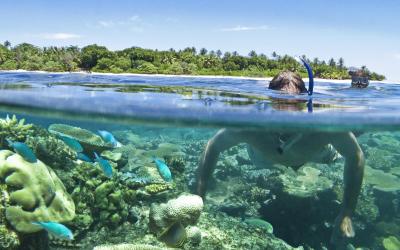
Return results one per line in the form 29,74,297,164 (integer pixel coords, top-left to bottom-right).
268,70,308,94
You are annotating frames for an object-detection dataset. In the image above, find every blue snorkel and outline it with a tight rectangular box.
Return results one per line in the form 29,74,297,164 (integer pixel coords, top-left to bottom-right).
295,56,314,96
295,56,314,112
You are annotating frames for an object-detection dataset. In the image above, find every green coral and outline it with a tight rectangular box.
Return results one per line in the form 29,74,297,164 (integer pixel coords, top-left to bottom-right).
25,135,76,170
383,236,400,250
0,115,34,147
0,184,20,249
0,150,75,233
48,123,113,152
279,166,333,198
145,183,173,195
364,166,400,192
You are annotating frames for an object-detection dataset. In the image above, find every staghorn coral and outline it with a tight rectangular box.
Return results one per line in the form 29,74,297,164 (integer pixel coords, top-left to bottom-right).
149,194,203,247
0,115,34,147
48,123,114,153
0,150,75,233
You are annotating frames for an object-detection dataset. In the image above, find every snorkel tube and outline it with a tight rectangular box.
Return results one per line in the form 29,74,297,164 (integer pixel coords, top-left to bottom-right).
295,56,314,112
294,57,314,96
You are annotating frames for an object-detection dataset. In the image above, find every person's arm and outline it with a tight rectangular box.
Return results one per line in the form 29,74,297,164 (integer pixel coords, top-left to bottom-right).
327,132,365,239
196,128,244,198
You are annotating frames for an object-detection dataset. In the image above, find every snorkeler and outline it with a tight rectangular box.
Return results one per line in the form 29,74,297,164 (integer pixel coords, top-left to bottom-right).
194,69,365,243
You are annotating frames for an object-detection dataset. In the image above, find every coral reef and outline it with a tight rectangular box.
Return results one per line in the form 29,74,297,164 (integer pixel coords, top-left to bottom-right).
0,115,34,147
0,184,20,249
0,150,75,233
48,123,114,153
25,134,77,170
149,194,203,247
93,244,166,250
364,166,400,192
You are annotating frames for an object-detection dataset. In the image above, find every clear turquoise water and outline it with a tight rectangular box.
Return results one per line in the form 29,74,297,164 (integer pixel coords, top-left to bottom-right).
0,71,399,250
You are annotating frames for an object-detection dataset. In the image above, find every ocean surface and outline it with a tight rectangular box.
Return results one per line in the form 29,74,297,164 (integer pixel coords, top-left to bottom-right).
0,71,399,250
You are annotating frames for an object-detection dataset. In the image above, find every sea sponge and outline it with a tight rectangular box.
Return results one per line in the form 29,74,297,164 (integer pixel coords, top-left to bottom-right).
0,150,75,233
149,194,203,247
48,124,113,153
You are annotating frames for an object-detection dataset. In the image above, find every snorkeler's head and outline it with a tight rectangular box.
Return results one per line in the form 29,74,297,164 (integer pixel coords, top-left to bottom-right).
269,70,308,94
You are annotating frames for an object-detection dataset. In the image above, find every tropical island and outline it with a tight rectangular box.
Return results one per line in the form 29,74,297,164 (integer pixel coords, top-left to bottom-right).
0,41,385,80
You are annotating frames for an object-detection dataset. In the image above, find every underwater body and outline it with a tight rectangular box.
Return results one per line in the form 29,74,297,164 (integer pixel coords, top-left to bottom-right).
0,71,399,250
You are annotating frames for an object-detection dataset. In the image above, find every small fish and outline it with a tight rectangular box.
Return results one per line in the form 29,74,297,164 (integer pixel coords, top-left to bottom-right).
153,157,172,182
98,130,120,147
94,152,113,178
77,152,92,162
59,135,83,153
7,139,37,163
244,218,273,234
32,222,73,240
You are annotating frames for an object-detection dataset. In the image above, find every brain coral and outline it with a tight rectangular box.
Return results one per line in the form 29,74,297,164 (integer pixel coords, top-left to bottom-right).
0,150,75,233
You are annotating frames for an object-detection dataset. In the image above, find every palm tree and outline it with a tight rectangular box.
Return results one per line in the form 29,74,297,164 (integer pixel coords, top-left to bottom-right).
3,40,11,49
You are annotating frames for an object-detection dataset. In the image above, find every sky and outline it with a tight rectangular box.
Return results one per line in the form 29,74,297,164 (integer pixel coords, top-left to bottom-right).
1,0,400,80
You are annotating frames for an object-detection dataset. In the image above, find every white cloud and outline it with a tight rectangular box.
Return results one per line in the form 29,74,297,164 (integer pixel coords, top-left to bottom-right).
95,16,145,32
41,33,81,40
98,20,115,28
220,25,271,32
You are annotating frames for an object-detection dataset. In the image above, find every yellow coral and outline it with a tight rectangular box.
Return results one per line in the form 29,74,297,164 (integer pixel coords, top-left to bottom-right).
145,183,172,194
0,150,75,233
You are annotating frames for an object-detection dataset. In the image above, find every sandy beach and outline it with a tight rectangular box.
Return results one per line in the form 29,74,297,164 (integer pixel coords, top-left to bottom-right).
0,69,396,84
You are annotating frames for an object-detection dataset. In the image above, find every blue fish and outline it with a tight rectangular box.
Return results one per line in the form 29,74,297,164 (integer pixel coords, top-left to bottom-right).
94,152,113,178
98,130,119,147
77,152,92,162
59,135,83,153
153,157,172,182
32,222,73,240
7,139,37,163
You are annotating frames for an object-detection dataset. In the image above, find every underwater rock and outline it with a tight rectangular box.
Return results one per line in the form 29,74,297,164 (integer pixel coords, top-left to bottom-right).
48,124,114,153
0,115,34,148
0,150,75,233
93,244,166,250
382,236,400,250
149,193,203,247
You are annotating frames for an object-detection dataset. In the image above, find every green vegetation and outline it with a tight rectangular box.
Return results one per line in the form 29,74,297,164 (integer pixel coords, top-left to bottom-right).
0,40,385,80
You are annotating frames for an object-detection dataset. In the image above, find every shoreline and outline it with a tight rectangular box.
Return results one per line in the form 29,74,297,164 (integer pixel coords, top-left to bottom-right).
0,69,396,84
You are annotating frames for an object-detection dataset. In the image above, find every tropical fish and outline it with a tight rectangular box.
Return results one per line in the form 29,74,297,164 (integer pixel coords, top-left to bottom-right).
6,139,37,163
59,135,83,153
244,218,273,234
153,157,172,182
32,222,74,240
77,152,92,162
98,130,120,147
94,152,113,178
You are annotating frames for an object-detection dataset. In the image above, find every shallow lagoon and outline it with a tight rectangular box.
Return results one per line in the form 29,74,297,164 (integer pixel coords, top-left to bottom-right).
0,71,399,250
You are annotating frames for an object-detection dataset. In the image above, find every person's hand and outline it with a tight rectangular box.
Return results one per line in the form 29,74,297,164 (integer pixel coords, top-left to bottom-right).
330,213,355,245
